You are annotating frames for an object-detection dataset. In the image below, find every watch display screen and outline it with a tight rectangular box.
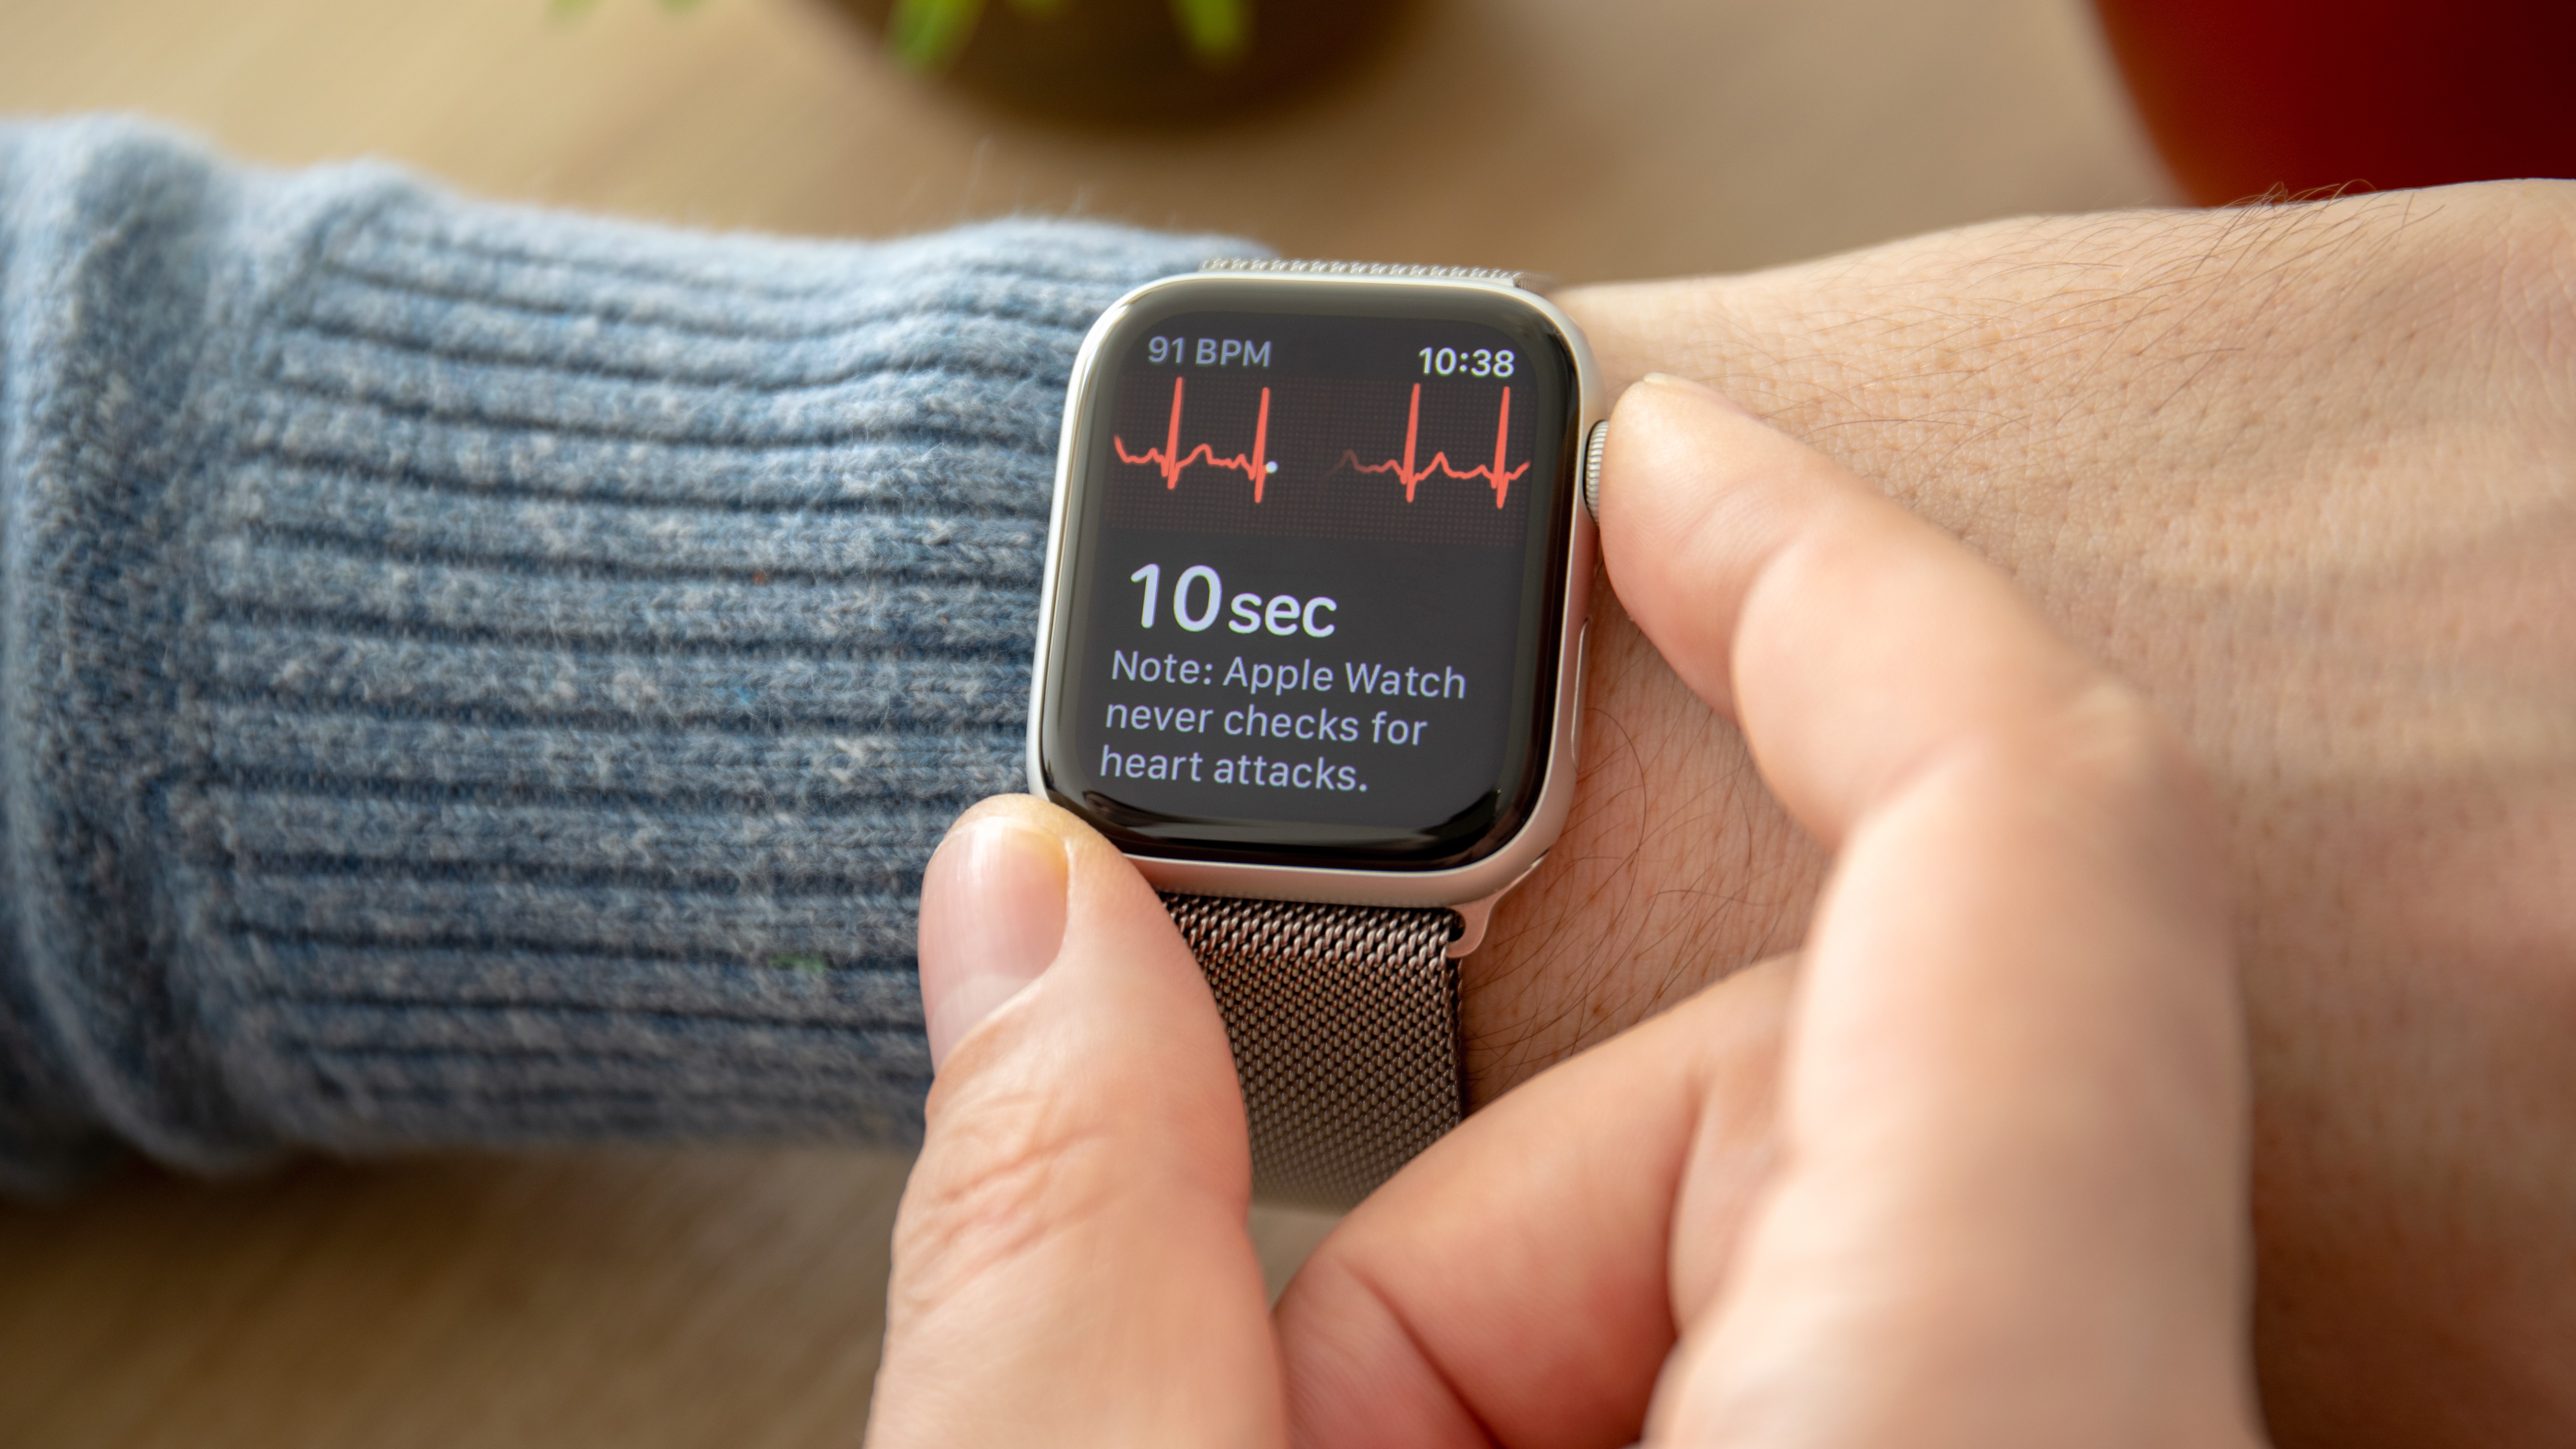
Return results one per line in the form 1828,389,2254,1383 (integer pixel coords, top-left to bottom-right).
1036,280,1581,870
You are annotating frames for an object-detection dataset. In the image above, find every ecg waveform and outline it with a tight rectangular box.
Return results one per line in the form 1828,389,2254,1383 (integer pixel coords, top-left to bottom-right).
1332,382,1525,509
1115,376,1278,500
1112,377,1525,509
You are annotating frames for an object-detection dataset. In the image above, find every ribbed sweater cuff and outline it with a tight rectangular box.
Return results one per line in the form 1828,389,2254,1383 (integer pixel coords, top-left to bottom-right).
0,117,1248,1190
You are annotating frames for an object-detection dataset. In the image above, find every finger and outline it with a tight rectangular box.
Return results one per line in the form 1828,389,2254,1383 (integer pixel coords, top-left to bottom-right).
1600,373,2108,843
1275,958,1795,1449
1600,376,2255,1444
868,796,1280,1449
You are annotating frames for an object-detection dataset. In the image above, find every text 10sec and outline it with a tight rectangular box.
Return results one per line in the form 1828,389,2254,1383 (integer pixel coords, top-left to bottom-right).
1128,564,1336,639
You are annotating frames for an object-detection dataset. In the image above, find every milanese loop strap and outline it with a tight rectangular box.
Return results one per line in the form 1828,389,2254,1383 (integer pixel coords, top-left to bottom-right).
1200,256,1531,288
1160,893,1465,1210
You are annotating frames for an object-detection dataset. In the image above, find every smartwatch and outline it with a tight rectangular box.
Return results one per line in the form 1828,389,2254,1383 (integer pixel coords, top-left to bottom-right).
1028,259,1603,1208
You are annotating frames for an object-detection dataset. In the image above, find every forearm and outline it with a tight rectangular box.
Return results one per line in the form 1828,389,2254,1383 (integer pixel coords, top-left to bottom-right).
0,117,1240,1192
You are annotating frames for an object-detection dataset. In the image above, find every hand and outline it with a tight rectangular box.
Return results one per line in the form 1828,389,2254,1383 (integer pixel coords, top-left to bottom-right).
1470,183,2576,1445
871,377,2259,1448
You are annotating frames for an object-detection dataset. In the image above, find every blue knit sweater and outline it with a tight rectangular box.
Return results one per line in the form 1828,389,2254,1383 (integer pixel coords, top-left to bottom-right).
0,117,1246,1193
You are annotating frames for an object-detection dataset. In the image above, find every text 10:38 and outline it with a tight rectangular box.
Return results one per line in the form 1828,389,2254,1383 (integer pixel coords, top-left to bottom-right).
1419,347,1514,378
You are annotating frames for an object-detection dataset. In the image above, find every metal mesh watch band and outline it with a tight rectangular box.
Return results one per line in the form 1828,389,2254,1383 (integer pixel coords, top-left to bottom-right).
1160,893,1465,1210
1200,256,1531,288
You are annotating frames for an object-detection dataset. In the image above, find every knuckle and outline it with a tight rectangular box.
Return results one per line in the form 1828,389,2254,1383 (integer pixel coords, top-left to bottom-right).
2035,680,2195,807
2060,674,2165,754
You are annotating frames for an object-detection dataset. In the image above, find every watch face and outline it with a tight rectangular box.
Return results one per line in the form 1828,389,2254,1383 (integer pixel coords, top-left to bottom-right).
1034,278,1583,872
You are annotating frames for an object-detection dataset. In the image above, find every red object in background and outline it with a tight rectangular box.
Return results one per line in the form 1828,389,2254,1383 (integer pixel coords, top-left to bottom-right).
2092,0,2576,204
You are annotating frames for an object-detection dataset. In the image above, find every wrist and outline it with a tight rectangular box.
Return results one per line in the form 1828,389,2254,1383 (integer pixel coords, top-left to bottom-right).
1465,571,1825,1103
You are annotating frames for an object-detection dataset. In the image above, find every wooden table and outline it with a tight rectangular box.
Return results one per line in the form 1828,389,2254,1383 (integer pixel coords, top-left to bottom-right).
0,2,2171,1443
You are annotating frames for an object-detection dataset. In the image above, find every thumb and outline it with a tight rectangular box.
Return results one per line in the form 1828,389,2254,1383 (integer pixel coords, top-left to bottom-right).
867,796,1281,1449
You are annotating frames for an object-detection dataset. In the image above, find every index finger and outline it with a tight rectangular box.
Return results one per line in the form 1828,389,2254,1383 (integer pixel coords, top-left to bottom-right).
1602,374,2107,846
1599,375,2256,1445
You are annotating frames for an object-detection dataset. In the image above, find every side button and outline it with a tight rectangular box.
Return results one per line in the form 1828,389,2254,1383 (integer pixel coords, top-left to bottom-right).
1566,619,1591,761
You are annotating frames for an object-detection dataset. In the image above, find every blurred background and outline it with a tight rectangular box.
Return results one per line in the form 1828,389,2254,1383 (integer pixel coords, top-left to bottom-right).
3,0,2172,284
0,0,2563,1444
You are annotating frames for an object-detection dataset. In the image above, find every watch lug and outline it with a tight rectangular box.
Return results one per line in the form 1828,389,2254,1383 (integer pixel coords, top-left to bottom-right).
1446,896,1495,958
1445,851,1547,958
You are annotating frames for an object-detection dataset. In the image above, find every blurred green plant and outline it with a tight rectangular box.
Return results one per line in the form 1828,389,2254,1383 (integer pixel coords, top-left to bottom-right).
1168,0,1250,62
887,0,1250,72
548,0,1254,80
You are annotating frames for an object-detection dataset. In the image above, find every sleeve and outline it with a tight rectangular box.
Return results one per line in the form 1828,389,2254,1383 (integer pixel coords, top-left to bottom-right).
0,115,1248,1194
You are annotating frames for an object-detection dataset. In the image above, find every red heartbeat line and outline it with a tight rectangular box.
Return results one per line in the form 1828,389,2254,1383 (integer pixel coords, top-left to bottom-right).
1114,376,1276,499
1333,382,1525,509
1111,376,1525,508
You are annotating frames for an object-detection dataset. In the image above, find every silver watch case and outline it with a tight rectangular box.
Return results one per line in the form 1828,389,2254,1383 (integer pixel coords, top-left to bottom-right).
1027,268,1602,954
